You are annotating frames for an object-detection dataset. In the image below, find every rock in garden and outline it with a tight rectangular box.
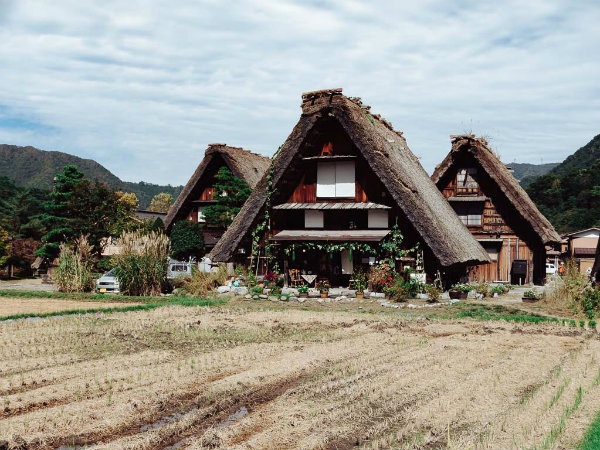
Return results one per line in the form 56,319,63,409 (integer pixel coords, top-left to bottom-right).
217,285,231,294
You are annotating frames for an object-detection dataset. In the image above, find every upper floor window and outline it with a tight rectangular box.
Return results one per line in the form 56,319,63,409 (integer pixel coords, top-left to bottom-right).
316,161,355,198
456,168,479,195
454,203,483,227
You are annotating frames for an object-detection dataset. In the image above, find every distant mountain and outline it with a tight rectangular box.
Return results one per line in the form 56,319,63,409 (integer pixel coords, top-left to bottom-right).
0,144,182,209
526,134,600,232
508,162,559,187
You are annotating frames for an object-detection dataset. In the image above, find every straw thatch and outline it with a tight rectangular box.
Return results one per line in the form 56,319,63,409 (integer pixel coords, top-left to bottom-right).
209,89,490,268
431,135,561,246
164,144,270,231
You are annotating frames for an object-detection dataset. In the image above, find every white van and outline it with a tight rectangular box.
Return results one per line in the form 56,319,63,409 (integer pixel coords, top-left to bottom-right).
167,260,193,280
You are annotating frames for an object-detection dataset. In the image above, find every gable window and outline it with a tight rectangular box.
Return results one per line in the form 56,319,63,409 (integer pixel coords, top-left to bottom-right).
456,168,479,195
454,203,483,227
317,161,355,198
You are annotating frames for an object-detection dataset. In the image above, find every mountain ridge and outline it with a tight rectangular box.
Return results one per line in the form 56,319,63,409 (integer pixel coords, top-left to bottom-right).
0,144,182,209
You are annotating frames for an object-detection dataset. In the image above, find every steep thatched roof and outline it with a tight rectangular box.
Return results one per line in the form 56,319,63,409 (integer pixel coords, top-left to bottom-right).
431,135,561,246
210,88,490,268
164,144,270,230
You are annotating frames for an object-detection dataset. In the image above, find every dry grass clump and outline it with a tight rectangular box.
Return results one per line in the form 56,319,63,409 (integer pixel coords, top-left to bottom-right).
544,259,590,315
179,264,229,297
113,230,170,296
53,236,95,292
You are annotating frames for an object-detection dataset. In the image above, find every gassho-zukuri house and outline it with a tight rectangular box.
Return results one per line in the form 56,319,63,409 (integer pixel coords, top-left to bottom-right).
209,88,490,286
164,143,270,253
431,135,561,285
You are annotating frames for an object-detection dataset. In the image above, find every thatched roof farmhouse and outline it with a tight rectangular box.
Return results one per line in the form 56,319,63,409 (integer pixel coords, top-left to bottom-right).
209,89,489,283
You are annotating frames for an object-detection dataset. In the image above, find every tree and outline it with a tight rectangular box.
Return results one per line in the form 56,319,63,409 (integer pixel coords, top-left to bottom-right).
148,193,173,213
36,165,139,260
0,226,9,269
170,220,204,260
36,165,85,259
203,167,251,228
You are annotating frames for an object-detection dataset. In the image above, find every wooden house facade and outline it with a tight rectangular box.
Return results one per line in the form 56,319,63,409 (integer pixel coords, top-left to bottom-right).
562,228,600,275
209,89,489,286
164,144,270,252
431,135,561,285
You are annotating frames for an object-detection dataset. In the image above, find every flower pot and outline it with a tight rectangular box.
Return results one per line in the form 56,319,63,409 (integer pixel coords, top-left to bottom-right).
356,292,364,299
449,290,468,300
299,293,308,298
320,292,328,298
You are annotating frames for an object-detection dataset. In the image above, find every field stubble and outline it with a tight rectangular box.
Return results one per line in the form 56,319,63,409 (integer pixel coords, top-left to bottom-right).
0,301,599,449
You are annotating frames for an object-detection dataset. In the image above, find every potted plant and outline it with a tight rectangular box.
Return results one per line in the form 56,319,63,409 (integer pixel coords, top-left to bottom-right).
317,280,330,298
251,285,263,299
297,284,309,298
522,290,539,302
449,283,470,300
353,269,368,299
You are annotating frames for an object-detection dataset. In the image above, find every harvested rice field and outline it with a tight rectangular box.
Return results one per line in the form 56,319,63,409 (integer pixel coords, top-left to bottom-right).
1,298,600,449
0,297,142,317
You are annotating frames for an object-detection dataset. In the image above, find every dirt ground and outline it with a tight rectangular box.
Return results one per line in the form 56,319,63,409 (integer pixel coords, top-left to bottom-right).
0,294,599,449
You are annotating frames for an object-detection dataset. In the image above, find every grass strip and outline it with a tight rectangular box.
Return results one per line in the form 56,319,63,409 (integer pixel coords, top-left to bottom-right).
444,303,576,326
0,289,144,302
579,410,600,450
0,296,225,322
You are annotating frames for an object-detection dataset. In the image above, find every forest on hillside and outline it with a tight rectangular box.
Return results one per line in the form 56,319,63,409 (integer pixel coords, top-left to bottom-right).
526,134,600,233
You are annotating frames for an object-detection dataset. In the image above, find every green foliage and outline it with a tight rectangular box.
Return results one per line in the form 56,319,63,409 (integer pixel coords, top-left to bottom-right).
523,290,539,299
297,284,309,294
353,268,369,292
53,236,95,293
526,134,600,232
425,284,442,302
576,287,600,319
36,166,139,260
148,193,173,213
385,276,421,302
113,230,171,296
170,220,204,260
580,411,600,450
489,284,510,296
0,226,9,268
451,283,471,293
203,167,251,228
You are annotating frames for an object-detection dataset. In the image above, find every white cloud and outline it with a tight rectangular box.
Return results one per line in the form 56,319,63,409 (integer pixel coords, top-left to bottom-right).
0,0,598,185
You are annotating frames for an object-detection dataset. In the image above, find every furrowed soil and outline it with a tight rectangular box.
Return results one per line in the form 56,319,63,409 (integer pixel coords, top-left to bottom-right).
1,297,599,449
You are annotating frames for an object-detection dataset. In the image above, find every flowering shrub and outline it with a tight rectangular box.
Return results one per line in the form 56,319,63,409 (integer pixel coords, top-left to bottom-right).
370,263,395,292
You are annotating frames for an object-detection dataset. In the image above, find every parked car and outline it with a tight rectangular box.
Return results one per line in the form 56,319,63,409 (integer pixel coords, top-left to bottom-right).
546,263,557,275
96,268,120,293
167,260,193,280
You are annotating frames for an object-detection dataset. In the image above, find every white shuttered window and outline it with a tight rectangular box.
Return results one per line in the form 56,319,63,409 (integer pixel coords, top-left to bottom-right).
316,161,355,198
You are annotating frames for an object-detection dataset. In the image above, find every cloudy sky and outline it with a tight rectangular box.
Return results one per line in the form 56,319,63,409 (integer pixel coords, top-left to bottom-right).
0,1,598,186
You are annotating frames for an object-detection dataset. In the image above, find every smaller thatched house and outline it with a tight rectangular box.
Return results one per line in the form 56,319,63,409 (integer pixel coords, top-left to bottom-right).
431,135,561,285
165,144,270,252
209,89,489,286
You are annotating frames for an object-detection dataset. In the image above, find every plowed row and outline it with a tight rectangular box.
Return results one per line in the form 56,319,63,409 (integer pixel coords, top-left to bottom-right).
1,302,599,449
